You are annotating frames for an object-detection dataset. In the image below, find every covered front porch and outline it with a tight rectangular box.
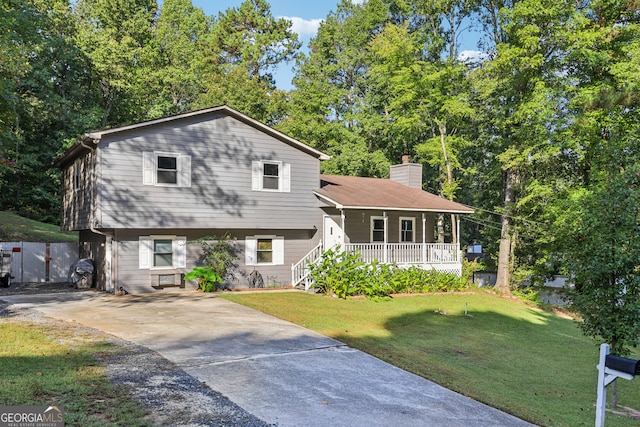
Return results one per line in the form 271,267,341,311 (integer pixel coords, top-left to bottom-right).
325,209,463,274
291,172,474,288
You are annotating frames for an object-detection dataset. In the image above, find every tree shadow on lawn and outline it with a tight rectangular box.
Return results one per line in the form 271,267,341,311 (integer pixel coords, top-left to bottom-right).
333,303,640,427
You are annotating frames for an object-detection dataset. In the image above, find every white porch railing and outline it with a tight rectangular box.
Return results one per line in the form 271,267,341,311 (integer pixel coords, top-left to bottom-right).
344,243,460,264
291,240,324,290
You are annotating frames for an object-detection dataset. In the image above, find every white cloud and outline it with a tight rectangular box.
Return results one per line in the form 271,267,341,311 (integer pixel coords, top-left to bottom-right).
458,50,489,64
280,16,323,37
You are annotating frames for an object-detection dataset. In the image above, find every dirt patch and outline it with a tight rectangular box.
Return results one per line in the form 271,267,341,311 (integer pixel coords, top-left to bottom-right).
0,290,273,427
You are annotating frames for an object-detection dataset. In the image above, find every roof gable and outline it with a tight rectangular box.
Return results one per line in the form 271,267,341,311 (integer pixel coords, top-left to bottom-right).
54,105,329,167
315,174,474,214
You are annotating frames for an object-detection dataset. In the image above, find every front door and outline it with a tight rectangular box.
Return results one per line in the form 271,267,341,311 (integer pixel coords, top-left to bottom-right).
323,215,343,250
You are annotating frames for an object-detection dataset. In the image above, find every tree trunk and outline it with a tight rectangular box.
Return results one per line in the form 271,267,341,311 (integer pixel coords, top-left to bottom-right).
495,168,518,294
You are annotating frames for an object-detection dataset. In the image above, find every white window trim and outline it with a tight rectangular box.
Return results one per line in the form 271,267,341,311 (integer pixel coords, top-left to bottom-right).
251,160,290,192
370,216,385,243
245,235,284,266
143,151,191,187
399,217,416,243
139,235,187,270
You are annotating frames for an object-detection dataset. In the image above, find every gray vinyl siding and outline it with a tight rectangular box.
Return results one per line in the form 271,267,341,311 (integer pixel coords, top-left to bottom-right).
95,113,322,231
61,152,94,231
111,228,321,294
341,210,436,243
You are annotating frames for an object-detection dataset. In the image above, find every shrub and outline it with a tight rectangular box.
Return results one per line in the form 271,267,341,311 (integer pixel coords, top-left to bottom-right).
184,267,222,292
310,248,469,299
186,234,238,292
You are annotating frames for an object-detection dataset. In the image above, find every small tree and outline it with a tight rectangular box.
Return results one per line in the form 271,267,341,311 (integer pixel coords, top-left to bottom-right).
559,166,640,356
186,234,238,292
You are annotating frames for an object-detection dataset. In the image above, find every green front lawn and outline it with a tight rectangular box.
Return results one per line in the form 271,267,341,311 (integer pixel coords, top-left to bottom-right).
221,291,640,427
0,323,151,426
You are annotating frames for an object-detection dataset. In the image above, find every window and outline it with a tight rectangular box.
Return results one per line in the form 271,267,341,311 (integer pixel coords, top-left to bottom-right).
139,236,186,269
153,239,173,267
252,160,290,192
73,160,81,190
143,152,191,187
157,156,177,184
257,239,273,263
371,216,385,242
400,217,415,242
245,236,284,265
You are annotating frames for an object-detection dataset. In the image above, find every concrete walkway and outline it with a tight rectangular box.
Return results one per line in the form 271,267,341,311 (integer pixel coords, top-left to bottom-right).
1,291,535,427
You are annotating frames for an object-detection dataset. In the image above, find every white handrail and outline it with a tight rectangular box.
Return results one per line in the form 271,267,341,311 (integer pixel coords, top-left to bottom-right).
291,240,323,290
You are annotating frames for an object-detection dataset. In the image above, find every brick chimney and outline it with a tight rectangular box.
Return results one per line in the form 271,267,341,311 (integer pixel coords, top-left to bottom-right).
389,155,423,189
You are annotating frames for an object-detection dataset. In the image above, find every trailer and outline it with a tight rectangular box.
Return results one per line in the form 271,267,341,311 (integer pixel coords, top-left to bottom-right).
0,249,13,287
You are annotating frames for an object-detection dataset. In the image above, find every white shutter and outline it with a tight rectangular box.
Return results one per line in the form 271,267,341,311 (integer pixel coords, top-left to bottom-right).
245,237,257,265
282,163,291,193
139,236,152,269
143,152,154,185
251,161,261,190
179,155,191,187
273,236,284,265
173,237,187,268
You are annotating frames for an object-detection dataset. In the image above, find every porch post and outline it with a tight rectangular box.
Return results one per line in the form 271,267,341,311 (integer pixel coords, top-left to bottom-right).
422,213,427,264
383,211,388,263
456,215,461,262
340,210,346,246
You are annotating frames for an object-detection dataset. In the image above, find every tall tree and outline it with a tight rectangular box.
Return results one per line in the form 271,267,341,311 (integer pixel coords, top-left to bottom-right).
199,0,299,123
283,0,392,176
142,0,210,117
556,0,640,358
73,0,157,126
0,0,104,222
471,0,573,292
368,23,474,242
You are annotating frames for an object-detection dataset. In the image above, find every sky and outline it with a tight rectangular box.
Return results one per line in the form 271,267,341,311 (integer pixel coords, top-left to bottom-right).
189,0,481,90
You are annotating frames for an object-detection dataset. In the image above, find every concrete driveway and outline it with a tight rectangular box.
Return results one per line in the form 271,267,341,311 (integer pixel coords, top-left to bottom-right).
1,291,535,427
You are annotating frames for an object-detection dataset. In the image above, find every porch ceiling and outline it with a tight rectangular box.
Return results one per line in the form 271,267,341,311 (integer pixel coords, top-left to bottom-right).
315,174,474,214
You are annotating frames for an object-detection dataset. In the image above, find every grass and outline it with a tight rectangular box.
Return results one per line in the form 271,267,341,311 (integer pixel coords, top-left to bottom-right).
220,291,640,427
0,322,152,426
0,211,77,242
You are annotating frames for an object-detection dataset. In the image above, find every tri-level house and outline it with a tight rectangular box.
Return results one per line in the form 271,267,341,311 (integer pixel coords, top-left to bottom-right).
55,105,473,294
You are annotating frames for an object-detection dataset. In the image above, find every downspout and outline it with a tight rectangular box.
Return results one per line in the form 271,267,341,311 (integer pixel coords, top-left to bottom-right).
81,137,115,293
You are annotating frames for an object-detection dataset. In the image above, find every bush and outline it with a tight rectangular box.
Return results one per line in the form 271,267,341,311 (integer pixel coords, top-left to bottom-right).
184,267,222,292
186,234,238,292
310,248,468,299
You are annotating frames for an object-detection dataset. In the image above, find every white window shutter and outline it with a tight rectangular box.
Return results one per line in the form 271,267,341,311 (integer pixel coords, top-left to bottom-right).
245,237,257,265
282,163,291,193
139,236,152,269
251,161,261,190
174,237,187,268
143,152,154,185
273,236,284,265
179,155,191,187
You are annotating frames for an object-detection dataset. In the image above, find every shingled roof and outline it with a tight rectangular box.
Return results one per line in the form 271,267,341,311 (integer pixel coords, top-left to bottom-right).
315,174,474,214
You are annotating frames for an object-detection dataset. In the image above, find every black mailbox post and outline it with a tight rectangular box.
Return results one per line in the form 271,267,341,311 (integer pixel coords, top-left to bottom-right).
605,354,640,376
